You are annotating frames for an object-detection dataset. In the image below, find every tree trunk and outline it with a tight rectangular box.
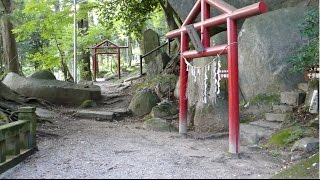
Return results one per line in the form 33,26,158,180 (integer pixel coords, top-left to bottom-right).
158,0,181,49
78,2,92,81
128,36,133,67
1,0,20,74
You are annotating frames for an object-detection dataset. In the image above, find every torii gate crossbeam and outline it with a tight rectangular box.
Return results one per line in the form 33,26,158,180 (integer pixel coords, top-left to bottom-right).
165,0,267,154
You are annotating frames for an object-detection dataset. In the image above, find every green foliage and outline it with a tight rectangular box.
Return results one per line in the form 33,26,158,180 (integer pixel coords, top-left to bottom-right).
96,0,159,39
272,153,319,179
288,9,319,73
268,127,304,147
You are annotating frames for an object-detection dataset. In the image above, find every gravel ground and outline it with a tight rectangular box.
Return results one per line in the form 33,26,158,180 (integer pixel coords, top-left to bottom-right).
1,118,281,179
0,78,282,179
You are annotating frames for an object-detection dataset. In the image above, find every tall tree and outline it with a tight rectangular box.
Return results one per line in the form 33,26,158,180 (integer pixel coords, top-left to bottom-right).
0,0,20,74
13,0,74,81
78,1,92,81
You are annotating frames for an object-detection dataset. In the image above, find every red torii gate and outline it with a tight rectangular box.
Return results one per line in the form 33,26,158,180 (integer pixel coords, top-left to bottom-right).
166,0,267,154
91,39,128,81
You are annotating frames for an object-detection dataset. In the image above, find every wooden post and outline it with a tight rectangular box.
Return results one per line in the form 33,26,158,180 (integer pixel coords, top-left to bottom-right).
18,107,37,149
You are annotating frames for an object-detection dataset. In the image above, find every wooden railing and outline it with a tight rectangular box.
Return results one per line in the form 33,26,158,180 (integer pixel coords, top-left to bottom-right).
0,107,37,174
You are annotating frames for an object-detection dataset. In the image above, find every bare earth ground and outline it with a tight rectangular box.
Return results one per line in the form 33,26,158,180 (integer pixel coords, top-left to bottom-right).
0,78,283,179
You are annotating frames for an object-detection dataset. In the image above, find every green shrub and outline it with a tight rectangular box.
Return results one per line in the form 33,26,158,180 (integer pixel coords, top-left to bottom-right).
288,9,319,73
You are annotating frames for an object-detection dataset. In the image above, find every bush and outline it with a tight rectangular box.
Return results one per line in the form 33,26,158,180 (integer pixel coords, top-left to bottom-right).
288,9,319,73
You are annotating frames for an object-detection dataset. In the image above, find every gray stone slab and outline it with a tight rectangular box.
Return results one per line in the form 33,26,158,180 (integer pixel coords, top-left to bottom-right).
298,83,309,92
249,120,281,130
76,110,114,121
265,113,287,122
240,124,273,145
272,105,294,113
280,92,306,106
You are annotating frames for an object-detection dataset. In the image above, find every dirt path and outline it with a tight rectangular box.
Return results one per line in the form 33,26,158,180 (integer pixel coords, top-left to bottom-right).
0,78,283,179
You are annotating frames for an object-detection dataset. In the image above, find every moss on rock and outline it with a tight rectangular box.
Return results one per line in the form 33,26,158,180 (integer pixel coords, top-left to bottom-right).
79,100,97,109
143,118,178,132
268,127,304,147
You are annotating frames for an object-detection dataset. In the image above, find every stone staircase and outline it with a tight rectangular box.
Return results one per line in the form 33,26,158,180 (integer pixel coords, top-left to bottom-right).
241,84,308,145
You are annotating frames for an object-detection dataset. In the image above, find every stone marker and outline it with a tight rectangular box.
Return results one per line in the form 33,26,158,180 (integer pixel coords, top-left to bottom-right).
309,90,319,114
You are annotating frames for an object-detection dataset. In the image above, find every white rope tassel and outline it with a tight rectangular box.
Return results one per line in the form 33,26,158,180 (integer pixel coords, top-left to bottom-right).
216,58,222,95
212,60,217,104
203,68,208,104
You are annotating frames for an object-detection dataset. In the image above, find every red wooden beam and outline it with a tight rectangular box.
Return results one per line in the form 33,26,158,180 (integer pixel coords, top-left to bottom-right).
182,0,201,26
165,1,267,39
182,44,228,59
205,0,236,14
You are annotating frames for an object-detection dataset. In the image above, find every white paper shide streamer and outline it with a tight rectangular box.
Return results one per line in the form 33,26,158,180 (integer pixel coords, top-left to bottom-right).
184,55,224,104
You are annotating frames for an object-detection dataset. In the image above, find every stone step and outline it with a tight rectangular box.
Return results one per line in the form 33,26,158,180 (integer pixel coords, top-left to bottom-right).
272,104,294,113
112,108,130,117
240,124,273,145
76,110,114,121
249,120,281,130
280,92,306,106
265,113,287,122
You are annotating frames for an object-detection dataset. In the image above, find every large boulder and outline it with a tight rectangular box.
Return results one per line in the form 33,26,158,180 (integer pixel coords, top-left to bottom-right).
2,73,101,105
238,7,312,100
0,81,23,102
128,89,160,117
143,29,160,64
30,70,56,80
168,0,318,22
146,52,171,78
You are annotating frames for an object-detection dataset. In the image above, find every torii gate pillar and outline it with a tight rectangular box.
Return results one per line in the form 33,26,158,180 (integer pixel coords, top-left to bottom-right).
166,0,267,154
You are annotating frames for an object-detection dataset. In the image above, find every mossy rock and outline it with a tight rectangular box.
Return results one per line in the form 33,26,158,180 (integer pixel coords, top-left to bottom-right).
0,112,9,125
272,153,319,179
30,70,56,80
128,89,160,117
268,127,304,148
79,100,97,109
143,118,178,132
151,101,178,119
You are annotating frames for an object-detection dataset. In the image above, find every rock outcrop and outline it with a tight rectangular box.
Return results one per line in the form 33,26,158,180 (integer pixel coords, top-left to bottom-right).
2,73,101,105
238,7,311,100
